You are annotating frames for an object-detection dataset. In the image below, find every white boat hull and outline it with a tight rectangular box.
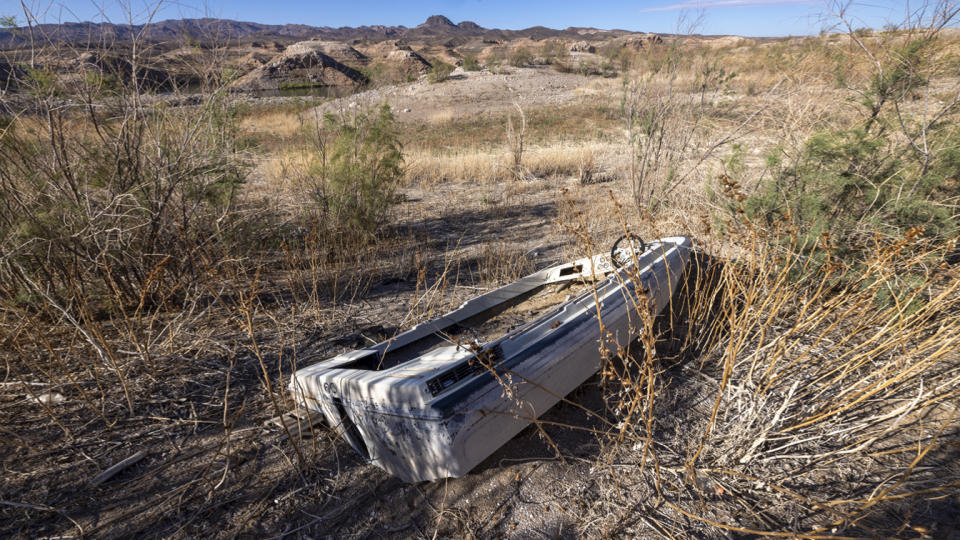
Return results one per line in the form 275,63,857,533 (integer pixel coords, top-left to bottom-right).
291,236,692,482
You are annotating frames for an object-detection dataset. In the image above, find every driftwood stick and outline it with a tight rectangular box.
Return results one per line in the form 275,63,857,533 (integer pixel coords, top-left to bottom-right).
90,450,148,487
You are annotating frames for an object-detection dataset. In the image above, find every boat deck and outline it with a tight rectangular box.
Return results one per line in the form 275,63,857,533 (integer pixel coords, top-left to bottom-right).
367,279,597,370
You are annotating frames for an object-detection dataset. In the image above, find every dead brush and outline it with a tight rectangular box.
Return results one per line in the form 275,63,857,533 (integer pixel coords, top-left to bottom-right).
587,212,960,536
577,146,596,185
470,240,538,286
278,219,395,311
504,102,529,181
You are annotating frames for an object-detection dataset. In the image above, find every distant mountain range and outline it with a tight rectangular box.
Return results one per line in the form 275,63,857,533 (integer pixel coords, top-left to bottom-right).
0,15,639,47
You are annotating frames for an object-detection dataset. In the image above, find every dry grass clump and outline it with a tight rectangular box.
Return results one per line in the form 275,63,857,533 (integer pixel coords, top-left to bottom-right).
238,107,306,138
403,141,621,184
401,102,621,151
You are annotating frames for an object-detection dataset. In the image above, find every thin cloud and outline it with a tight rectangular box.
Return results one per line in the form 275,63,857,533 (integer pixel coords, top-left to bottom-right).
640,0,815,12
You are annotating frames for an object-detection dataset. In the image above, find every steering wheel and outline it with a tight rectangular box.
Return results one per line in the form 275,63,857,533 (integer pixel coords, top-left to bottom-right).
610,233,646,269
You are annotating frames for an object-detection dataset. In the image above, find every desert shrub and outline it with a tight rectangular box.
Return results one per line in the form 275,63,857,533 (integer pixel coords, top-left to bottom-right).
597,217,960,537
461,54,481,71
575,59,600,76
598,43,636,72
504,103,527,181
622,39,737,211
428,59,455,83
485,46,517,73
743,26,960,260
745,129,957,248
508,46,534,67
311,104,403,237
0,78,249,311
599,58,618,77
538,39,568,64
24,66,61,96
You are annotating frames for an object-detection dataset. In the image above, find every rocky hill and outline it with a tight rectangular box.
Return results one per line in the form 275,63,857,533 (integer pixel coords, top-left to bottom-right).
0,15,638,47
0,15,673,94
233,41,368,91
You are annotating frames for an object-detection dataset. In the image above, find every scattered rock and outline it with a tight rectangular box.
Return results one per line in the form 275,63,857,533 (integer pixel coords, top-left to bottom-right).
284,40,369,66
622,34,662,51
236,50,276,73
569,41,596,53
386,48,432,75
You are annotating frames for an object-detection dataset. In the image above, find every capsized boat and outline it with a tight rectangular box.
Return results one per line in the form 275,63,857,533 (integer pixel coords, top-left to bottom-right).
290,236,692,482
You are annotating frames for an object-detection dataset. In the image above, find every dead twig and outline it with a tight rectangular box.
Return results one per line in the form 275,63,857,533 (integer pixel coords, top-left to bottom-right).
90,449,148,487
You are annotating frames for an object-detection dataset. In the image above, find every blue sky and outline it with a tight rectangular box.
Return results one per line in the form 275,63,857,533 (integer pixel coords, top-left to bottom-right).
1,1,915,37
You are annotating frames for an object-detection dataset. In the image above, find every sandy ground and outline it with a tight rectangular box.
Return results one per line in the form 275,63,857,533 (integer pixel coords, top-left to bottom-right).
317,66,617,123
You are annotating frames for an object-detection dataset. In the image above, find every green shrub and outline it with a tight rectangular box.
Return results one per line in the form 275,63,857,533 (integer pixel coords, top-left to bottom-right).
538,40,568,64
24,66,60,96
461,54,481,71
314,104,403,237
741,28,958,264
428,60,455,83
576,60,600,76
745,127,957,254
509,46,534,67
599,59,618,77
